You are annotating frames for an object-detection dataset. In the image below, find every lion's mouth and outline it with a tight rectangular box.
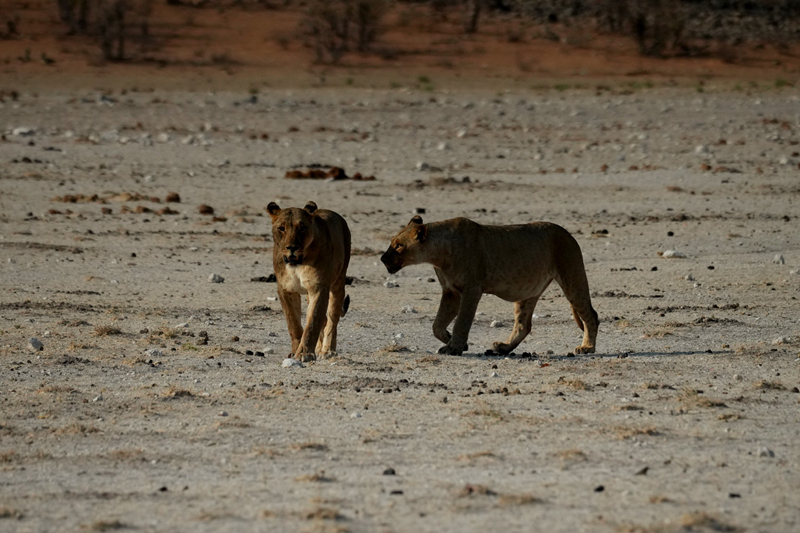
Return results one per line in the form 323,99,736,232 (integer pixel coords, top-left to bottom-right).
284,255,302,266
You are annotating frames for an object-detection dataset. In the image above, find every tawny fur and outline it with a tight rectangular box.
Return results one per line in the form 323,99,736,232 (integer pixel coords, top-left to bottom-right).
268,201,351,362
381,216,598,356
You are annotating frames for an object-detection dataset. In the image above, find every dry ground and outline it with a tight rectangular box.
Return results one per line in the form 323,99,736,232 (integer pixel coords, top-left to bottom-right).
1,4,800,532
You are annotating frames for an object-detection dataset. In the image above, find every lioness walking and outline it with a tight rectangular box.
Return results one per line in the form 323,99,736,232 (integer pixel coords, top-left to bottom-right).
381,216,598,356
267,201,351,361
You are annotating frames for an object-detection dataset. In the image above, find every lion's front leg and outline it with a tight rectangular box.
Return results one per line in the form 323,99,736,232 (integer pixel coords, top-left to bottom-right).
432,289,460,345
438,287,481,356
295,287,330,362
493,297,537,355
278,289,303,356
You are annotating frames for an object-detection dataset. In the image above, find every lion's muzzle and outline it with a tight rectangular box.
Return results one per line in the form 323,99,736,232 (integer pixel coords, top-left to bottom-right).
380,249,401,274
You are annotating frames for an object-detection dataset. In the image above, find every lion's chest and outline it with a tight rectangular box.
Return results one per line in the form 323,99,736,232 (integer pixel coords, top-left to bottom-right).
282,265,314,295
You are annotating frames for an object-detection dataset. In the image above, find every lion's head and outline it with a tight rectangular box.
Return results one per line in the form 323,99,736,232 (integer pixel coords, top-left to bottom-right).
380,215,428,274
267,201,319,266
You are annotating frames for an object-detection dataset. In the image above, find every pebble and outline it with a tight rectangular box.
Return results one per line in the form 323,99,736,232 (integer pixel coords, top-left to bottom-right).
395,333,405,339
282,358,304,368
93,395,103,402
350,412,362,419
490,320,504,328
734,374,743,381
695,144,708,154
773,254,785,265
264,347,275,355
383,280,398,288
416,161,431,171
13,127,36,136
402,305,417,314
27,337,44,352
490,371,499,378
685,274,695,281
145,348,163,357
209,273,224,283
175,322,189,328
771,336,790,345
383,467,396,475
757,446,775,458
662,250,686,259
219,411,228,417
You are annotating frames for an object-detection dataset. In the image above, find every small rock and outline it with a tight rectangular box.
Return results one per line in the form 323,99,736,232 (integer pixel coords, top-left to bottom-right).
490,320,504,328
437,141,449,151
383,467,396,475
771,336,790,345
490,371,499,378
695,144,708,154
209,273,224,283
165,192,181,203
27,337,44,352
145,349,163,357
773,254,785,265
93,395,103,402
402,305,417,314
282,358,304,368
264,347,275,355
734,374,743,381
395,333,405,339
175,322,189,328
757,446,774,458
416,161,431,171
350,412,362,419
219,411,228,417
198,204,214,215
662,250,686,259
685,274,695,281
383,280,398,288
13,127,36,136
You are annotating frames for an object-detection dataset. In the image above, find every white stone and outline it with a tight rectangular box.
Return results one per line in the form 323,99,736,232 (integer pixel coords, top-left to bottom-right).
773,254,785,265
490,320,504,328
383,280,398,288
771,336,790,345
93,395,103,402
13,127,35,136
350,412,362,419
209,273,224,283
145,349,163,357
490,371,499,378
282,358,304,368
757,446,775,458
685,274,695,281
402,305,417,314
264,347,275,355
733,374,743,381
27,337,44,351
662,250,686,259
695,144,708,154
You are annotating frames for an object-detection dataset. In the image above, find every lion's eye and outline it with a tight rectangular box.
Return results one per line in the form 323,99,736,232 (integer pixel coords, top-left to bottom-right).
277,226,285,232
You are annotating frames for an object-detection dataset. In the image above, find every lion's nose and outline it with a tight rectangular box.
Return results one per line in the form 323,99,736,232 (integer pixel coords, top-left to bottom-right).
287,245,299,253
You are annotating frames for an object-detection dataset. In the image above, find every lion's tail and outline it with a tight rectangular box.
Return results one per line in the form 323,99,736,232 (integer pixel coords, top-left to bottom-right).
342,294,350,316
571,305,598,331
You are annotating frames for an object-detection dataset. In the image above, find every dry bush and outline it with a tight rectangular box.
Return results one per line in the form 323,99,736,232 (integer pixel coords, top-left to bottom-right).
301,0,388,64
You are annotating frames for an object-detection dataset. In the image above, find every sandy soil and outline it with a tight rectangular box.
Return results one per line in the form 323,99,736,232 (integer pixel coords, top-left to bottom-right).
1,4,800,531
1,81,799,532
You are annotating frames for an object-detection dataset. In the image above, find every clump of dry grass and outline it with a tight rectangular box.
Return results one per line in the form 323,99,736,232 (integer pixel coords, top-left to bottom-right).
680,512,743,532
93,324,122,337
0,450,18,463
291,442,329,452
617,404,644,411
88,519,126,531
498,493,542,506
458,484,496,497
718,413,742,421
678,388,727,408
162,386,195,399
456,450,501,462
555,448,587,462
642,327,673,339
295,471,336,482
378,343,410,354
305,507,345,520
754,380,785,391
615,426,660,440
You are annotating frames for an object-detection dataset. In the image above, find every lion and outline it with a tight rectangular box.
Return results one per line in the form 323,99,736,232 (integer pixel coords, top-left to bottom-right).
380,216,598,356
267,201,351,362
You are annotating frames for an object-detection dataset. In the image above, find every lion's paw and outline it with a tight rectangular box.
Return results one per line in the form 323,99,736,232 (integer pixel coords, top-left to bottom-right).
574,345,595,355
437,342,467,356
492,342,513,355
297,352,317,362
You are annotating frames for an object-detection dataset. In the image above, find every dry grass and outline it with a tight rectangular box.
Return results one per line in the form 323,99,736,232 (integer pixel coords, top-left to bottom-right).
717,413,742,421
456,450,502,462
87,519,127,531
295,471,336,483
617,404,644,411
642,327,673,339
649,495,672,504
678,388,727,408
378,343,410,354
0,450,18,463
555,448,587,462
305,507,345,520
52,423,100,435
93,324,122,337
162,386,195,399
415,355,441,365
498,493,542,506
615,426,660,440
0,507,23,519
754,380,786,391
680,511,743,532
458,484,496,497
291,442,329,452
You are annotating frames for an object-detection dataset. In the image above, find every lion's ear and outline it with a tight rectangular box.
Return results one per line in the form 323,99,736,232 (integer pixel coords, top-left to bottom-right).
303,201,318,214
414,224,428,243
267,202,281,218
408,215,423,226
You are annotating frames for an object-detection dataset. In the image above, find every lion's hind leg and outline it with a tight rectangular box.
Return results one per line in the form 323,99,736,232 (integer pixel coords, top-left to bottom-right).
493,297,537,355
556,279,598,355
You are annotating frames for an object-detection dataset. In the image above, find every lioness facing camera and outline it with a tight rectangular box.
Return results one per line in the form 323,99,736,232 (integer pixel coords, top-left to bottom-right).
267,201,351,361
381,216,598,356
